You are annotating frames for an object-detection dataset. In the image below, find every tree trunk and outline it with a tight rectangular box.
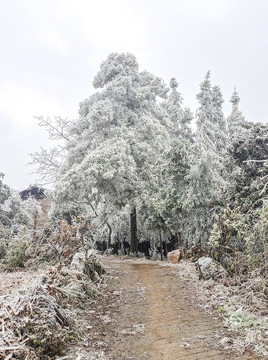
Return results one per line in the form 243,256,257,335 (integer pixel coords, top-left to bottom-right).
177,231,182,248
130,207,138,255
159,230,163,261
107,222,112,249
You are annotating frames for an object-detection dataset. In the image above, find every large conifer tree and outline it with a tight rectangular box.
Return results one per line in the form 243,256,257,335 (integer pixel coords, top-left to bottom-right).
54,53,170,254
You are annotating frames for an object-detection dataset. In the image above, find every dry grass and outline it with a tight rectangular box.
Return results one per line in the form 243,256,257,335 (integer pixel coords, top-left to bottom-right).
0,255,105,359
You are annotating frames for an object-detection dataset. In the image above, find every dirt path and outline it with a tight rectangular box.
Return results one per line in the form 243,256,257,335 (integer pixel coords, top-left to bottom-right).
85,257,261,360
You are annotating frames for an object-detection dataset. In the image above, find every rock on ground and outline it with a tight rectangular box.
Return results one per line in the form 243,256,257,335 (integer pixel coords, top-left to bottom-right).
196,256,226,280
167,249,184,263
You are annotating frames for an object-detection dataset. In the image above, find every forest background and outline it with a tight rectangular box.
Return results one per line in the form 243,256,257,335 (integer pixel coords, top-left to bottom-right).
0,52,267,269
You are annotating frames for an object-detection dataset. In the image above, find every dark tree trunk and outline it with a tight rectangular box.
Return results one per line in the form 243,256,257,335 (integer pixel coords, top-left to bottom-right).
164,241,168,257
107,222,112,248
130,207,138,255
159,230,163,261
177,231,182,248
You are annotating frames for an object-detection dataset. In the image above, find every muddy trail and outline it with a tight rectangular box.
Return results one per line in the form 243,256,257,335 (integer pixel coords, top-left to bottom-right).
84,257,261,360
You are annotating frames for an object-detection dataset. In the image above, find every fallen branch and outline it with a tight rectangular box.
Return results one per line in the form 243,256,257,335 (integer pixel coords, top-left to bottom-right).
0,346,22,351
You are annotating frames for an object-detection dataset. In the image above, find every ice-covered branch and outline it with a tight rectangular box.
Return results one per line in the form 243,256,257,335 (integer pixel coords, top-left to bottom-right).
34,115,73,142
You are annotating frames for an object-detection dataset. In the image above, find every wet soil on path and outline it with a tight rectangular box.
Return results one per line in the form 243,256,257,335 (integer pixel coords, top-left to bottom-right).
85,257,261,360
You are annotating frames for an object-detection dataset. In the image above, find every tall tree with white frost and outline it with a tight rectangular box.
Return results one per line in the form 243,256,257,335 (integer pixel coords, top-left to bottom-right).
161,78,193,141
54,53,170,254
146,79,193,246
211,85,227,155
227,88,251,143
184,72,226,246
225,88,253,205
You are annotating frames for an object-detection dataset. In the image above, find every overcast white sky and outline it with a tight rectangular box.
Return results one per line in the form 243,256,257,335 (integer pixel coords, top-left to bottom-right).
0,0,268,189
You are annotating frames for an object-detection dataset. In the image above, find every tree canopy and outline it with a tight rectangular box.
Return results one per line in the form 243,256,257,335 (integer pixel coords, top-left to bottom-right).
27,52,267,261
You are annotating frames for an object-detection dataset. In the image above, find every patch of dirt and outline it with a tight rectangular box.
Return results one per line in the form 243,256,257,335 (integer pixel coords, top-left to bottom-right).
80,257,262,360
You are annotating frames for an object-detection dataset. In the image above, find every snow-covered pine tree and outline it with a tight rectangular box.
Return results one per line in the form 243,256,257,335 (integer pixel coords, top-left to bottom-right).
158,139,191,242
161,78,183,136
227,88,251,143
184,72,226,246
149,79,193,242
161,78,193,141
180,107,194,142
140,78,194,249
212,85,227,155
225,88,254,206
54,53,170,254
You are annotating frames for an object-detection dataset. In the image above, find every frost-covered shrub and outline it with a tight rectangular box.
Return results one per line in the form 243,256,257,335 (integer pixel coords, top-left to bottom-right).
46,215,95,262
4,230,31,268
0,224,10,259
209,196,268,274
2,192,42,234
0,187,44,267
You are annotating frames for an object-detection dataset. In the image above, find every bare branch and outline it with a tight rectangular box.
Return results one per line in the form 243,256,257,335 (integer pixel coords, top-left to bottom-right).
243,159,268,163
29,147,66,185
34,115,73,142
28,115,74,184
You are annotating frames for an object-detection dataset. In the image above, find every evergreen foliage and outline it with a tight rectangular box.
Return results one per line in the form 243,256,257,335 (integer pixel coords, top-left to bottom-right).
25,52,267,264
182,72,226,246
227,88,251,143
54,53,170,253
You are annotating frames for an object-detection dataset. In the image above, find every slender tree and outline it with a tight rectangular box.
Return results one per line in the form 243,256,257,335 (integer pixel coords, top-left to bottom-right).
184,72,226,246
212,85,227,155
227,88,251,144
141,78,193,247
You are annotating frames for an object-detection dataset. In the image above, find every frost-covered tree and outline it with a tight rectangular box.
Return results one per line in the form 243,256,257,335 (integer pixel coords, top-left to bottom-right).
145,78,193,243
162,78,193,141
158,139,191,241
0,173,11,228
209,123,268,261
183,72,226,246
225,89,255,206
161,78,183,135
180,107,194,142
125,78,194,250
227,122,268,207
227,88,251,143
0,172,10,205
54,53,170,254
212,85,227,155
27,52,267,263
